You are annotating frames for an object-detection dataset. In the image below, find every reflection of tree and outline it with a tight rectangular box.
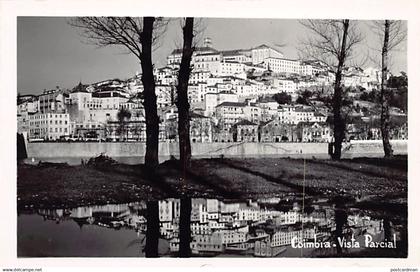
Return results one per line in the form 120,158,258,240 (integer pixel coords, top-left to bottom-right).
178,197,192,257
333,196,348,255
145,201,159,257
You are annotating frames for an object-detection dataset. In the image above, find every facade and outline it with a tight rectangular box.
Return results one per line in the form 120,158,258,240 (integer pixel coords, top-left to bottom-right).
221,50,252,63
272,78,298,94
297,122,333,143
233,119,259,142
260,119,297,142
28,112,70,140
264,57,301,74
215,101,246,128
105,121,146,142
37,88,67,114
218,61,246,77
251,44,284,65
190,113,213,143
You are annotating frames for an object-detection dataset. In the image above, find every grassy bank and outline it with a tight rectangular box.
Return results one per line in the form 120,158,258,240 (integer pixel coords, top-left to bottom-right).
17,156,407,210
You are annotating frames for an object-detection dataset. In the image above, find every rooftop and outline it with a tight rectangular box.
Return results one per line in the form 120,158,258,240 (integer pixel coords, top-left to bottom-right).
215,101,245,108
190,112,210,119
234,119,258,126
170,46,218,55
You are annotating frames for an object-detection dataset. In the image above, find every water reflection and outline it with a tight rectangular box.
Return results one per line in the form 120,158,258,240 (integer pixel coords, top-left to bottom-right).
18,197,405,257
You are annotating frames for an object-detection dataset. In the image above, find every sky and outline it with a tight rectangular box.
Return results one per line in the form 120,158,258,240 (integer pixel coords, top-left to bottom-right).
17,17,407,95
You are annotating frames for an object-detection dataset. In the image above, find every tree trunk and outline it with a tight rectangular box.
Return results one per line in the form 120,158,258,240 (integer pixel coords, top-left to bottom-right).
176,18,194,170
145,200,159,257
140,17,159,168
332,20,350,160
17,133,27,162
380,20,394,158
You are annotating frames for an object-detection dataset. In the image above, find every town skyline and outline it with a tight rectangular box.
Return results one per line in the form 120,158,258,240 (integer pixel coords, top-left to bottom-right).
17,17,407,95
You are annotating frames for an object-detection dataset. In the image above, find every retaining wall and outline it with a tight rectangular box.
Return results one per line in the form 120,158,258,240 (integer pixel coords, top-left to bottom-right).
26,140,407,163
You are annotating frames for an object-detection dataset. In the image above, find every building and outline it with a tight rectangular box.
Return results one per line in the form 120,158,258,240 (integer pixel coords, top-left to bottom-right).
215,101,246,128
204,91,239,117
17,95,39,134
221,49,252,63
233,119,259,142
272,78,298,94
164,111,213,143
251,44,284,65
190,112,213,143
297,122,333,142
37,88,67,114
218,61,246,78
260,119,297,142
264,57,301,75
28,112,70,140
105,120,145,141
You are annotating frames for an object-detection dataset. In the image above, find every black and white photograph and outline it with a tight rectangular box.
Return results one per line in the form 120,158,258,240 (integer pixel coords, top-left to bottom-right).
15,15,409,258
1,0,420,271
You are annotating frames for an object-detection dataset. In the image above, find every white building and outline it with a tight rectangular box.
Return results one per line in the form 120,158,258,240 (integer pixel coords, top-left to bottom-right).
221,49,252,63
215,101,246,127
251,44,284,65
37,88,67,114
204,92,239,117
28,112,70,140
218,61,246,78
264,57,301,75
193,52,222,74
272,78,298,94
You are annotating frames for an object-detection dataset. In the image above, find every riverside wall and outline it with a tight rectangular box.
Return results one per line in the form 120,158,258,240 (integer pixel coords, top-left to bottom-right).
25,140,407,163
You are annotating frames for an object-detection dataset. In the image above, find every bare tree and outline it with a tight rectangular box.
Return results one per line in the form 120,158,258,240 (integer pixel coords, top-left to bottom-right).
372,20,407,157
175,17,196,258
70,17,168,168
176,17,195,171
299,20,363,159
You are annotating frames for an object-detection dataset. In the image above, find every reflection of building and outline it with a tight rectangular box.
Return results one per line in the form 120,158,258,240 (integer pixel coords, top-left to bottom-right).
191,233,224,253
37,196,387,257
159,200,173,222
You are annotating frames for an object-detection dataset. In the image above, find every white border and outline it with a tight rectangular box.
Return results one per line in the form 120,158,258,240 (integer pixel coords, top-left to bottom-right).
1,0,419,270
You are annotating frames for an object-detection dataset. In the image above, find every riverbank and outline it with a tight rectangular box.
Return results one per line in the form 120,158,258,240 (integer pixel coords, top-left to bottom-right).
17,156,407,211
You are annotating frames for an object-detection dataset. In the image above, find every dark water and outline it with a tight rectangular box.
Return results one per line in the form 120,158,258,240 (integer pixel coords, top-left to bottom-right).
17,197,406,258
